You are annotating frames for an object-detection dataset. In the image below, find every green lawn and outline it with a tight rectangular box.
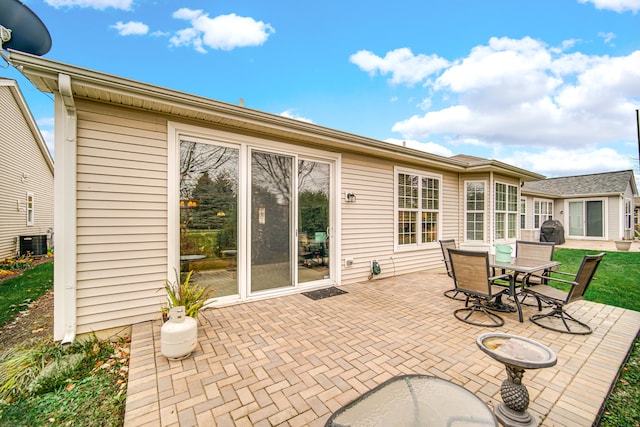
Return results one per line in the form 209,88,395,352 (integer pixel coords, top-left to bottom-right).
553,248,640,312
0,261,53,326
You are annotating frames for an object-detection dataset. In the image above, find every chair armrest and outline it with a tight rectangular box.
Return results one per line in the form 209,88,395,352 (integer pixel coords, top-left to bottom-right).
548,270,576,278
489,273,511,282
526,273,577,287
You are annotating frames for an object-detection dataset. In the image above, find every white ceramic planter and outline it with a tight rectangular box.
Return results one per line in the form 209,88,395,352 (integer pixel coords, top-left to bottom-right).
614,240,632,251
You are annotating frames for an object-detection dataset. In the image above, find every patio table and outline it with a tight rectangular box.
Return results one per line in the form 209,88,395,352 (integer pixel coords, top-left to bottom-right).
490,255,561,322
324,374,497,427
179,254,206,272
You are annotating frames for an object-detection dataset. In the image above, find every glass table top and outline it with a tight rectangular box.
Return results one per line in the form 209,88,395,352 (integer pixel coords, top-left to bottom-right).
325,374,497,427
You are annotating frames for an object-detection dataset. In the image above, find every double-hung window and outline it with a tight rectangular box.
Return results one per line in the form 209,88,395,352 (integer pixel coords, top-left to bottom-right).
397,169,441,247
534,199,553,229
465,181,485,241
494,182,518,240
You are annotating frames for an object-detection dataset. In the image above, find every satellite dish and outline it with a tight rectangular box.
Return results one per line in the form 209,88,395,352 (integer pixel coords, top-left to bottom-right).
0,0,51,56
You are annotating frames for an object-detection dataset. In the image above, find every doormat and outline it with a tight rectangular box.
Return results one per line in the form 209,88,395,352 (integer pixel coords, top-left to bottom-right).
302,287,348,300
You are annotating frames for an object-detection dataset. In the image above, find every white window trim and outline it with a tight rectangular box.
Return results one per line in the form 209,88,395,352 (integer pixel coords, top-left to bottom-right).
26,192,34,226
394,166,442,252
624,198,633,237
533,198,554,229
464,180,487,243
168,121,342,303
494,181,518,241
566,197,608,239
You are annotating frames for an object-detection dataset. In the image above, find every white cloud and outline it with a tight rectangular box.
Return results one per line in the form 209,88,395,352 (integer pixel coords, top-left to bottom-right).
388,37,640,149
169,9,274,53
504,147,635,177
280,110,314,123
37,117,55,127
349,48,449,86
385,138,453,157
578,0,640,13
598,31,617,45
111,21,149,36
44,0,133,10
41,130,55,158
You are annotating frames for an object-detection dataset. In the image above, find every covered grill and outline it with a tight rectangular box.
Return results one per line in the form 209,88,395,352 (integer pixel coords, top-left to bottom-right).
540,219,565,245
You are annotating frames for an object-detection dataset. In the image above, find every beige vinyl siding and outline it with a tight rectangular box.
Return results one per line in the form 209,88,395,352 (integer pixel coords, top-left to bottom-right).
75,101,168,335
440,170,460,241
609,195,621,240
0,85,54,259
340,154,458,284
341,154,393,284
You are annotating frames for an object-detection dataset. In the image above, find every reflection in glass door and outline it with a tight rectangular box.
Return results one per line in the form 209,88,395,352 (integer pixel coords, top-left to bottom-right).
586,201,603,237
298,160,331,283
179,140,239,298
250,151,294,293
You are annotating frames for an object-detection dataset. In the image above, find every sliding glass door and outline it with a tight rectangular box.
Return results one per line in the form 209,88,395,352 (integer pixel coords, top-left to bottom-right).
177,133,335,300
179,140,239,298
568,200,604,238
298,160,331,284
250,151,294,293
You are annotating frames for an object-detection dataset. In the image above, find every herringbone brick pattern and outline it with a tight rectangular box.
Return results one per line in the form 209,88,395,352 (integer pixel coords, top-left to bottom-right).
124,269,640,426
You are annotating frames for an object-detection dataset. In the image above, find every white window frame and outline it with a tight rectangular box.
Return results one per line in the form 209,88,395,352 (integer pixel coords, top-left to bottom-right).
624,198,632,238
395,167,442,250
494,182,518,241
533,199,554,229
26,192,34,226
520,198,526,230
465,180,486,242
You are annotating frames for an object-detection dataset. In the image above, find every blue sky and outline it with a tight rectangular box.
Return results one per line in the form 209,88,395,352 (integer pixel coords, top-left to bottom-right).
2,0,640,181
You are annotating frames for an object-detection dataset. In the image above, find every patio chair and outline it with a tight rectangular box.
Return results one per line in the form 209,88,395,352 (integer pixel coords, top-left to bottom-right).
514,240,555,305
523,252,605,335
439,239,466,301
448,248,511,327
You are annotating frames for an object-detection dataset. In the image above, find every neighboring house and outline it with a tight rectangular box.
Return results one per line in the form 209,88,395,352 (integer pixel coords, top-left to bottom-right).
0,78,54,260
9,52,549,342
521,170,638,242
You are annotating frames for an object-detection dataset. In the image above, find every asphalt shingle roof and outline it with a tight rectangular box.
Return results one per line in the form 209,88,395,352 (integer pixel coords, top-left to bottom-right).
522,170,635,197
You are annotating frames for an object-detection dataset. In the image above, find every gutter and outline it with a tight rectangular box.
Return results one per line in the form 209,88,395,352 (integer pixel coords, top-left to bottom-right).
56,73,77,344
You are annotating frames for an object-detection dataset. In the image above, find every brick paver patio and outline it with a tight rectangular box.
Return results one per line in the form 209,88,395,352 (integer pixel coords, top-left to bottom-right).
124,268,640,426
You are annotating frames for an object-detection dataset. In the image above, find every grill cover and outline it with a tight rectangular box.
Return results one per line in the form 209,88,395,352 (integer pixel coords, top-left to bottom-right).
540,220,565,245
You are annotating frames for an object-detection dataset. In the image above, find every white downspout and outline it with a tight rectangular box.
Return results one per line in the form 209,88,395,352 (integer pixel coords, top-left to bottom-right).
54,73,77,344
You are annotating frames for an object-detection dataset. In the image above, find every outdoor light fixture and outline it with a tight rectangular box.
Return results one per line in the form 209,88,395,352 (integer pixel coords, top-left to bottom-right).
346,192,356,203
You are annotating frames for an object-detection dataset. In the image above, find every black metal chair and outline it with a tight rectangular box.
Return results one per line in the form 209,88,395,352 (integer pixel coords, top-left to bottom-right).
448,249,511,327
439,239,466,301
524,252,605,334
